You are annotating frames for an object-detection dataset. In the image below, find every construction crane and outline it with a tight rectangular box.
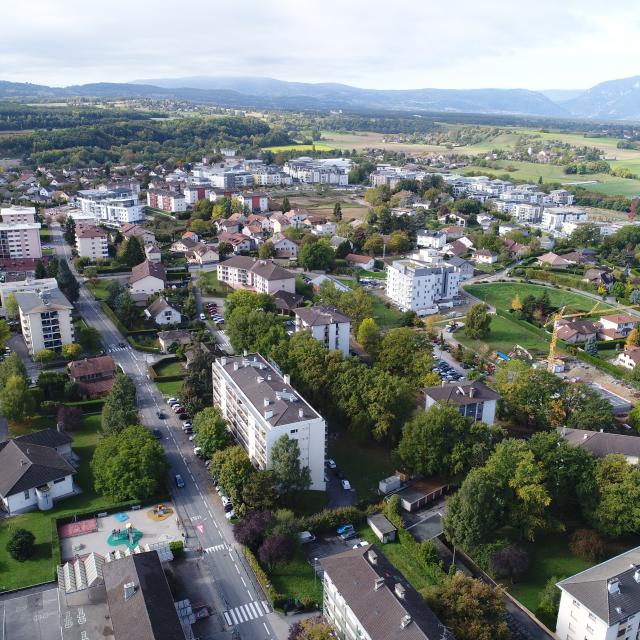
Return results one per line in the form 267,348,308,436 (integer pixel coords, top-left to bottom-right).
545,301,640,373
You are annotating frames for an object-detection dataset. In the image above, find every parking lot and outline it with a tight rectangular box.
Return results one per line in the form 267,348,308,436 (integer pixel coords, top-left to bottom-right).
302,531,371,576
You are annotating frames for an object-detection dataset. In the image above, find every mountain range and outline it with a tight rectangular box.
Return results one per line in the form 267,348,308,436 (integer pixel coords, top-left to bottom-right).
4,75,640,121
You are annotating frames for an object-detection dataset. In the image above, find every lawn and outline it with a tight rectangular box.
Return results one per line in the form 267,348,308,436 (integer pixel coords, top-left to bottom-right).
329,431,396,501
336,279,404,328
0,414,117,591
261,143,334,152
155,379,184,396
84,280,112,301
153,359,186,377
359,270,386,280
464,282,605,314
198,270,231,297
269,548,323,604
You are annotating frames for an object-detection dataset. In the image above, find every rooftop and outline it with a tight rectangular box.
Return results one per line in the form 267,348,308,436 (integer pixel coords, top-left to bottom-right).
14,287,73,314
129,260,166,284
294,304,351,326
69,355,116,379
559,427,640,460
75,224,107,238
423,381,501,406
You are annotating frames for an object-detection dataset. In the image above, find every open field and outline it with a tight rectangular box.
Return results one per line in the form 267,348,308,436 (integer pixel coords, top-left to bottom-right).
153,359,185,377
155,379,184,396
262,143,334,152
321,130,447,154
269,549,323,603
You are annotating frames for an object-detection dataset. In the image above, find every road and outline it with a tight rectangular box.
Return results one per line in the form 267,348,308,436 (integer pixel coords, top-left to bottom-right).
51,225,280,640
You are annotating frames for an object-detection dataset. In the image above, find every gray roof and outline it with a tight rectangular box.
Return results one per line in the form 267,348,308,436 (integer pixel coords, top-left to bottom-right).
320,545,444,640
220,255,256,270
216,354,321,427
294,304,351,326
129,260,166,284
13,428,72,449
0,438,75,497
558,546,640,625
102,551,186,640
145,297,175,318
14,288,72,314
559,427,640,460
367,513,398,535
423,381,500,406
250,259,294,282
274,290,303,312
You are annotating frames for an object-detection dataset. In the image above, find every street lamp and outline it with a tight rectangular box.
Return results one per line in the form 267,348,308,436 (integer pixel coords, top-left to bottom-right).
313,557,319,587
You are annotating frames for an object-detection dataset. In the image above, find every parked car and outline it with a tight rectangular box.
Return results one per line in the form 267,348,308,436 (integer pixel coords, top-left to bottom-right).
224,502,234,513
341,479,351,491
326,458,337,469
199,313,206,321
167,397,178,404
156,410,165,419
225,510,235,520
152,428,162,439
337,524,355,540
174,474,185,488
298,531,316,544
352,540,368,549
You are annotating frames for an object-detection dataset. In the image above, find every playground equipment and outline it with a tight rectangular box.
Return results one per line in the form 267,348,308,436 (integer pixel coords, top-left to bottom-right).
108,523,142,549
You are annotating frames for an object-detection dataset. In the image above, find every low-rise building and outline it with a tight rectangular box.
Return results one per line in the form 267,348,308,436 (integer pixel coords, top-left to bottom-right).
616,346,640,370
144,297,182,326
212,354,326,490
559,427,640,464
157,329,191,353
14,287,74,355
68,355,117,398
416,230,447,250
536,251,576,269
472,249,498,264
129,260,166,301
119,223,155,245
187,243,219,266
346,254,375,270
75,224,109,260
144,243,162,263
599,314,639,340
217,257,295,295
555,319,599,344
423,381,500,425
271,233,299,259
294,305,351,356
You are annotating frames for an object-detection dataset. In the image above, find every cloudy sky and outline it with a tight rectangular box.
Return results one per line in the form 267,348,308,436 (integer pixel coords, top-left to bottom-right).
2,0,639,90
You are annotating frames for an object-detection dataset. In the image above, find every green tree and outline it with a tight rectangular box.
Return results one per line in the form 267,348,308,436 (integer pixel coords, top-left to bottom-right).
114,290,138,329
121,237,145,267
570,223,601,247
6,528,35,562
62,343,83,360
299,240,334,271
0,353,27,389
387,231,411,254
218,241,233,257
562,383,614,432
282,196,291,213
189,218,210,236
101,373,138,434
217,445,256,506
225,289,276,316
92,424,167,501
193,407,231,459
270,435,311,495
183,290,196,319
1,374,33,421
242,470,279,511
536,576,561,629
34,348,57,364
76,324,102,353
34,259,47,280
258,240,275,259
56,259,79,302
4,294,18,320
584,336,598,356
105,280,124,307
375,327,434,382
226,308,288,357
332,202,342,221
63,216,76,244
363,233,384,256
464,304,492,340
356,317,381,358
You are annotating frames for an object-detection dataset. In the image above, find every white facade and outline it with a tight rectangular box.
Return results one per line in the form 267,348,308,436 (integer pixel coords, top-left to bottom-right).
75,227,109,260
77,188,144,227
294,306,351,357
212,355,326,490
0,277,58,306
512,203,542,223
3,474,74,515
130,274,165,298
0,205,42,259
284,157,351,185
542,207,588,231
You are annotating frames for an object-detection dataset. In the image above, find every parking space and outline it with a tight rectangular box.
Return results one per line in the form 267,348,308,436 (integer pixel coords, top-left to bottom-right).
303,533,369,575
325,465,357,509
403,500,447,542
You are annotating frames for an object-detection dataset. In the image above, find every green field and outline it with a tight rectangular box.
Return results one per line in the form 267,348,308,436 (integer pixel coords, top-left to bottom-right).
155,379,184,396
336,279,404,328
198,270,231,297
269,548,323,604
262,143,335,152
153,359,185,377
85,279,114,301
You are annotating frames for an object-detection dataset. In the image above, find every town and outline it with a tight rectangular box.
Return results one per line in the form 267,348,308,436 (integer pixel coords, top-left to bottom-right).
3,12,640,640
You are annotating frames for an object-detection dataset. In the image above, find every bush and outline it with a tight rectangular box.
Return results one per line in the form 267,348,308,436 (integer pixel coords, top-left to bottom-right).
241,545,283,605
383,495,403,529
301,506,366,533
490,544,529,580
536,576,561,630
416,540,440,569
569,529,604,563
6,527,35,561
169,539,184,558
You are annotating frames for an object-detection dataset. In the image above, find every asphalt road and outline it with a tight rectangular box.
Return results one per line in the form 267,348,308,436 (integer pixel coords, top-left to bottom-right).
52,225,280,640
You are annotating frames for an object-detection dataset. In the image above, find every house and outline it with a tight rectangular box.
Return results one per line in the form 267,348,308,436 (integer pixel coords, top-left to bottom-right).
472,249,498,264
366,514,397,544
157,329,191,353
129,260,166,301
416,230,447,250
321,545,446,640
423,381,500,425
598,313,639,340
330,235,352,251
187,243,219,266
236,191,269,213
536,251,575,269
0,429,76,515
169,237,198,254
584,268,614,289
616,346,640,370
181,230,199,243
445,239,469,257
554,318,599,344
446,255,474,281
271,233,299,259
294,305,351,356
346,254,375,270
212,354,326,490
144,243,162,263
241,224,265,243
144,297,182,326
75,224,109,261
214,218,242,235
284,208,309,227
68,355,117,398
120,224,155,245
216,231,253,254
274,290,303,315
441,225,464,239
556,546,640,640
217,256,295,295
503,238,526,258
559,427,640,464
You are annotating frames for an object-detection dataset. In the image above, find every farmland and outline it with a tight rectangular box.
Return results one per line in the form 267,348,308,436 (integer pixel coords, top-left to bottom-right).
262,143,334,152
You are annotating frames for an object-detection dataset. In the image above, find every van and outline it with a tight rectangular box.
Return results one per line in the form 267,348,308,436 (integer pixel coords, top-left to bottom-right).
298,531,316,544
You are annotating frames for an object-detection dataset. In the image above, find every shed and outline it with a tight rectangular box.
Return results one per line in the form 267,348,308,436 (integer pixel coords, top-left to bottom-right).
396,479,452,512
367,514,397,544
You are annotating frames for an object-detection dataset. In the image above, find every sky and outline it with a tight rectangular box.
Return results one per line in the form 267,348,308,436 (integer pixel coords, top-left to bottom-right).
2,0,640,91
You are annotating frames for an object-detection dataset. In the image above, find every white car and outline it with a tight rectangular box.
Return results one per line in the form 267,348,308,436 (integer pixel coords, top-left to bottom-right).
167,397,178,404
326,459,337,469
352,540,368,549
199,313,206,321
225,510,235,520
341,479,351,491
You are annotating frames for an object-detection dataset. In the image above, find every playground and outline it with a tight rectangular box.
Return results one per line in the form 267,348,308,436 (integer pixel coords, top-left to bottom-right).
58,502,182,561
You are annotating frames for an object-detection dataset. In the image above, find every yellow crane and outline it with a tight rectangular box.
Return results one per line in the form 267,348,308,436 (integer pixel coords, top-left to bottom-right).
545,300,640,372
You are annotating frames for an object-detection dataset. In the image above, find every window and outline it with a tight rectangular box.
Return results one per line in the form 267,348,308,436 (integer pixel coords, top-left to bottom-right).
23,489,30,499
53,478,65,484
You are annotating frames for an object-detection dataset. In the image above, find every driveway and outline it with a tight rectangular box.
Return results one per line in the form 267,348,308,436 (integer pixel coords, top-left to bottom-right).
325,466,357,509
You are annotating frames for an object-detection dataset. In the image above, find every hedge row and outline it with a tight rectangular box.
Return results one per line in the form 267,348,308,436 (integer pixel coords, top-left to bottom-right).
301,506,367,533
99,302,129,335
127,336,160,353
241,546,283,606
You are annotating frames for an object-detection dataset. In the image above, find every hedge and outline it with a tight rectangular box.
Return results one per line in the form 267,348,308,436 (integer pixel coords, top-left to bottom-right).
127,336,160,353
241,546,283,606
100,302,129,335
301,506,367,533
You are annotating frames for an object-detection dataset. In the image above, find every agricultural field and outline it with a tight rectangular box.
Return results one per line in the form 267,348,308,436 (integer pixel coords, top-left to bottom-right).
262,143,334,152
321,130,447,154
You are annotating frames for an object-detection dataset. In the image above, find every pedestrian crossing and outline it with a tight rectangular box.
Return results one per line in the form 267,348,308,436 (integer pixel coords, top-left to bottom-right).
107,344,129,352
203,544,228,554
223,601,270,626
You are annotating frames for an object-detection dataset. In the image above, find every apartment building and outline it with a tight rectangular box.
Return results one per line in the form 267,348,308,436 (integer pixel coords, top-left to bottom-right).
556,546,640,640
416,230,447,250
236,192,269,213
212,354,326,490
146,188,187,213
0,277,58,306
0,205,42,260
423,381,500,425
512,202,543,223
284,157,351,185
293,305,351,356
217,257,295,295
14,288,74,355
75,224,109,260
183,184,212,205
550,189,575,205
541,207,588,231
76,187,144,227
321,545,447,640
386,249,461,315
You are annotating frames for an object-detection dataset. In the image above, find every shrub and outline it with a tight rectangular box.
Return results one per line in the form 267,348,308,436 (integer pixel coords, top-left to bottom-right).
416,539,440,569
258,534,295,571
301,506,366,533
6,527,35,561
233,510,274,550
169,540,184,558
383,495,403,529
490,544,529,580
569,529,604,563
536,576,561,630
241,545,283,605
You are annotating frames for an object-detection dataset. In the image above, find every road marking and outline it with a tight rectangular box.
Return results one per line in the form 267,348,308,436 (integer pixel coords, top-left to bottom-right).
223,612,232,626
204,544,227,554
229,609,238,625
235,564,240,574
263,621,270,635
241,577,247,586
262,601,270,614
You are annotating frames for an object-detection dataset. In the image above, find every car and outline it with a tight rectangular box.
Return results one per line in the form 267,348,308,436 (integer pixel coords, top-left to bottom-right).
298,531,316,544
199,313,206,321
214,319,224,325
337,524,354,535
224,502,234,513
352,540,369,549
167,397,178,404
341,479,351,491
174,474,185,488
156,410,165,419
225,509,235,520
182,421,192,428
152,428,162,439
326,458,337,469
172,405,183,413
221,495,231,506
119,342,126,348
183,427,193,434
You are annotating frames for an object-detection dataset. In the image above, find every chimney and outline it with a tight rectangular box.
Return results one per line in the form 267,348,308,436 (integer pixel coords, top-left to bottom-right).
123,582,137,600
583,433,589,440
57,421,64,433
634,570,640,584
468,385,476,398
284,374,291,385
394,583,406,600
264,398,271,407
243,350,248,357
608,579,620,594
400,614,412,629
298,408,304,419
264,410,273,420
233,362,239,371
257,376,264,384
220,357,227,366
367,549,377,565
374,577,385,591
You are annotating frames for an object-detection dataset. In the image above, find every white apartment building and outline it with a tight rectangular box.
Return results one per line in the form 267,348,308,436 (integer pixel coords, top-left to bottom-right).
146,189,187,213
0,206,42,260
284,157,351,185
0,277,58,306
386,249,461,315
75,224,109,260
76,187,144,227
293,305,351,357
183,185,212,205
212,354,326,490
14,288,74,355
542,207,588,231
550,189,575,205
416,230,447,250
512,202,543,223
217,256,295,295
556,546,640,640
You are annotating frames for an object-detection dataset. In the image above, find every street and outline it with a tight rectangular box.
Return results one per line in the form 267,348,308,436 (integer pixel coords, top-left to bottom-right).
51,224,280,640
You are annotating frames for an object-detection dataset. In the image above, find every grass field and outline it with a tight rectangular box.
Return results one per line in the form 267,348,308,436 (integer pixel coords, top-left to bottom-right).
198,270,231,297
337,279,404,328
84,280,113,301
262,143,335,152
269,549,323,604
153,359,185,377
155,379,184,396
0,414,115,591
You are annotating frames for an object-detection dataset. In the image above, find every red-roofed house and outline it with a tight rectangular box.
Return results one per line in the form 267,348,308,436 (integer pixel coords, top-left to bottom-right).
598,314,639,340
346,254,375,270
68,356,117,398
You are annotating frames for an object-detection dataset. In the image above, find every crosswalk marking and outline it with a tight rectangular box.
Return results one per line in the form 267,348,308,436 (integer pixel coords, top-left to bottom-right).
223,600,270,626
107,344,129,352
203,544,227,554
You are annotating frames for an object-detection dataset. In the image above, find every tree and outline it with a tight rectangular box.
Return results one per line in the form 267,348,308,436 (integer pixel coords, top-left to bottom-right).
511,294,523,314
490,544,529,580
217,445,256,507
536,576,561,629
62,343,83,360
218,241,233,257
34,348,56,364
37,371,68,400
6,528,35,562
626,327,640,348
180,340,214,415
363,233,384,256
105,280,124,307
189,218,210,236
562,383,614,432
288,617,334,640
4,293,18,320
0,353,27,389
242,470,279,511
1,374,33,421
375,327,434,382
183,290,196,319
569,529,604,562
281,196,291,213
299,240,334,271
631,289,640,305
92,424,168,501
193,407,231,459
226,307,288,357
258,240,275,259
258,534,295,570
34,259,47,280
56,405,83,432
570,223,601,247
270,435,311,495
356,317,381,358
56,259,79,302
424,572,509,640
76,324,102,353
387,231,411,254
584,335,598,356
101,373,138,434
332,202,342,222
63,216,76,245
464,304,492,340
233,509,274,550
114,290,138,329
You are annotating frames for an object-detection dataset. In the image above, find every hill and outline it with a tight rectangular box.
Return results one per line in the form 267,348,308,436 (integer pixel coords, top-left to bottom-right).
564,76,640,120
